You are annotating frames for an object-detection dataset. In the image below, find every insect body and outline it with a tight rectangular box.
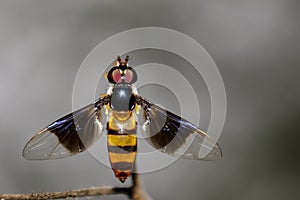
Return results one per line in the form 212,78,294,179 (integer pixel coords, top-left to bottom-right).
23,56,222,183
105,57,138,182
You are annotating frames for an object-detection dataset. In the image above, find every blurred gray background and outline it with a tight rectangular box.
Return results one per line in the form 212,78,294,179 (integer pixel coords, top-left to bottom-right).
0,0,300,199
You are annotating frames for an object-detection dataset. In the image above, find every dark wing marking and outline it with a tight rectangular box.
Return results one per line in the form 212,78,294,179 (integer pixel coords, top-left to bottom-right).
136,96,222,160
22,96,110,160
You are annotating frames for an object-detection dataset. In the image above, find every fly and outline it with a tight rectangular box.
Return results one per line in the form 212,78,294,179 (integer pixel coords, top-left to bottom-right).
23,56,222,183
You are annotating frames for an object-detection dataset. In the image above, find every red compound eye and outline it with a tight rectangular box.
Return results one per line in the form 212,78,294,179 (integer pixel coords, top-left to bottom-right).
112,69,122,83
107,67,137,84
124,70,133,83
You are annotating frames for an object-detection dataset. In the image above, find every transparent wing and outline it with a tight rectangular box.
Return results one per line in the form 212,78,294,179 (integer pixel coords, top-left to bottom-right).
22,96,110,160
136,96,222,160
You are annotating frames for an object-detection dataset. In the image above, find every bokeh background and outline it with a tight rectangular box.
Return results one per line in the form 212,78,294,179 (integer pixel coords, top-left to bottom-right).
0,0,300,199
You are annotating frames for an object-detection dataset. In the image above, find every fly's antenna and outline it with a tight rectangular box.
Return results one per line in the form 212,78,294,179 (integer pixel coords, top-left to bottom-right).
116,55,130,66
117,56,122,65
124,55,129,65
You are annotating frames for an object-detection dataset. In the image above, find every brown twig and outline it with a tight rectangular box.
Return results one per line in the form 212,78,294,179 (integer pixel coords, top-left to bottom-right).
0,173,152,200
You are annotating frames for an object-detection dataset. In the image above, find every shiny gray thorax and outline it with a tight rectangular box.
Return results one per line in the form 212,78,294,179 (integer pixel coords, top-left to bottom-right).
110,85,136,111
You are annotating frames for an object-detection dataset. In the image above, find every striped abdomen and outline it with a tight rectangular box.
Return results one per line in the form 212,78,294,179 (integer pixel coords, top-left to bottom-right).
107,111,137,183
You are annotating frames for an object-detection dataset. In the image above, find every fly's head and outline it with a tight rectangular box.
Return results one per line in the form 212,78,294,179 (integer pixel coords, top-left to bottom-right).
106,56,137,85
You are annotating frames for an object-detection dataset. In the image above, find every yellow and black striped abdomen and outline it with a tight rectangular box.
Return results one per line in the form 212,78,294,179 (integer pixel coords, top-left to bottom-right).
107,111,137,183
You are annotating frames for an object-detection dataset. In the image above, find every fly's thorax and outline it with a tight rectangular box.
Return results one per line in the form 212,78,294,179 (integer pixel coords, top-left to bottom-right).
110,85,136,111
